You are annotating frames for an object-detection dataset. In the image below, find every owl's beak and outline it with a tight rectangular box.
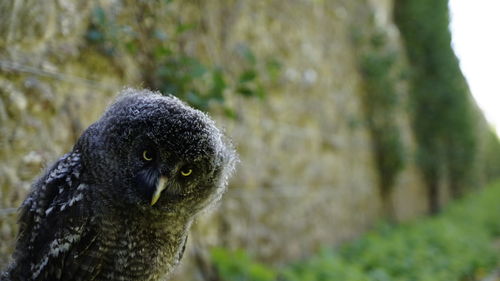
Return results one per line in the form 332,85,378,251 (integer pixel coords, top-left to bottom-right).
151,176,168,206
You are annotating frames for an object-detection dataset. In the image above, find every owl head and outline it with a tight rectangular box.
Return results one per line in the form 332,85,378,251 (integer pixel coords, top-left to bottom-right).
75,88,237,215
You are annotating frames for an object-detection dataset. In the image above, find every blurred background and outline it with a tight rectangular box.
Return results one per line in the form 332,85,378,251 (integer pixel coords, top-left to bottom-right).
1,0,499,280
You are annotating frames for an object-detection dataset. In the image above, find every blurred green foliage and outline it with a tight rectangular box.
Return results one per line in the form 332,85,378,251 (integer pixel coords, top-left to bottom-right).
86,2,279,116
356,28,406,213
211,248,277,281
211,181,500,281
485,131,500,180
394,0,480,209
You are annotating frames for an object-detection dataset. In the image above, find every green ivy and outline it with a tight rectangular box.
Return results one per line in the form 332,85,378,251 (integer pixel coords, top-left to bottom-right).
354,25,406,216
86,2,279,116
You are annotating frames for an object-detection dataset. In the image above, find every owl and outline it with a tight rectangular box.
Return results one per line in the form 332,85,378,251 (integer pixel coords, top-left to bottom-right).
1,88,237,281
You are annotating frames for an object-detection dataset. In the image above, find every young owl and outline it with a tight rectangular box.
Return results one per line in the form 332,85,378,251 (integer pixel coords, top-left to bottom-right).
1,88,237,281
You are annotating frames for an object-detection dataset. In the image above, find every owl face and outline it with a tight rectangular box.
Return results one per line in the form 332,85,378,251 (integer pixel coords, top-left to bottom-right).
78,89,235,213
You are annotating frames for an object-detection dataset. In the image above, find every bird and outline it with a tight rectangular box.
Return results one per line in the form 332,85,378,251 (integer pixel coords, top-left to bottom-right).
1,88,237,281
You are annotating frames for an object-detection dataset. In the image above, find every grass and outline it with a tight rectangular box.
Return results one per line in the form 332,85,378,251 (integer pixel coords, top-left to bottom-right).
211,180,500,281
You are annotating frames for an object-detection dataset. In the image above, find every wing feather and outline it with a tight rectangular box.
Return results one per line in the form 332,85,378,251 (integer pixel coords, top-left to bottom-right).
2,151,102,281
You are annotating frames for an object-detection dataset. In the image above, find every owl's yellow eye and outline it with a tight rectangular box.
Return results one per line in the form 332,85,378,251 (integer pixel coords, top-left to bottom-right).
180,168,193,177
142,150,153,161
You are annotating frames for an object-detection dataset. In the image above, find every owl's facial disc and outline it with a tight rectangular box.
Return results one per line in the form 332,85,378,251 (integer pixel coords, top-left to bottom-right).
150,176,168,206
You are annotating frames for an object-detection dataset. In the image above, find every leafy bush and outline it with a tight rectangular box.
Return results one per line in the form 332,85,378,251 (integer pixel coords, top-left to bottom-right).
211,248,276,281
280,250,370,281
211,181,500,281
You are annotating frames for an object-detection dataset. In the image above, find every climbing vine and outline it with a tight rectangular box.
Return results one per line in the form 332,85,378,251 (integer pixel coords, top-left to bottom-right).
86,1,280,117
352,23,407,217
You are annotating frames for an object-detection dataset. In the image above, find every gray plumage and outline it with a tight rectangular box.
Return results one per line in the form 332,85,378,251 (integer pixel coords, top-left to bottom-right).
1,88,237,281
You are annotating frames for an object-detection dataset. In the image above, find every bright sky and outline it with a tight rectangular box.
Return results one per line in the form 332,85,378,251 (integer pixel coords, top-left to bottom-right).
449,0,500,135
